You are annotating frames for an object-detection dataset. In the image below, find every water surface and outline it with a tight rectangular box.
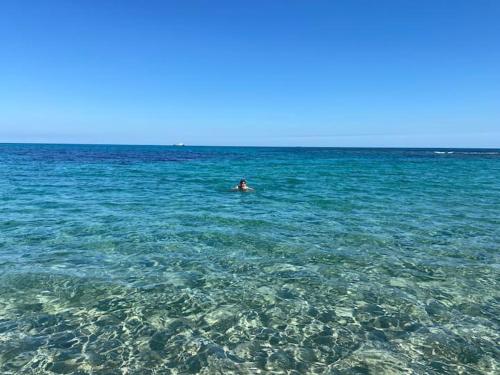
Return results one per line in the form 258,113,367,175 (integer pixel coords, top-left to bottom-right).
0,144,499,374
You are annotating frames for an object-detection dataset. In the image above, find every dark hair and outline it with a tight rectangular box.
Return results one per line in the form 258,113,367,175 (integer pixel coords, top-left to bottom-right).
239,179,247,184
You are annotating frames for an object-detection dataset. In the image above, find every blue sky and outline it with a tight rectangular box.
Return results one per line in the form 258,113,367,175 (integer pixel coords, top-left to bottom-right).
1,0,499,147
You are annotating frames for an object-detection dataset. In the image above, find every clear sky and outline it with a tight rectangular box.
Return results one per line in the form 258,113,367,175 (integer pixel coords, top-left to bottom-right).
1,0,499,147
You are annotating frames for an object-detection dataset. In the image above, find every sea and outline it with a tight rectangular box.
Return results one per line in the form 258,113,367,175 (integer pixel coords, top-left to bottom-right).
0,144,498,374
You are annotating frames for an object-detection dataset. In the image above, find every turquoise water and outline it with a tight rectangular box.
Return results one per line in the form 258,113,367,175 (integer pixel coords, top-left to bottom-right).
0,144,499,374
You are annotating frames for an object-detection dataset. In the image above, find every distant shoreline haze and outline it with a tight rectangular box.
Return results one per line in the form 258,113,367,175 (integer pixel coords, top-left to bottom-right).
0,142,499,150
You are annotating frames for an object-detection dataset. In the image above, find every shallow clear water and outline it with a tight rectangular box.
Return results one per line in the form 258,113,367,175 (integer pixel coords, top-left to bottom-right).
0,144,499,374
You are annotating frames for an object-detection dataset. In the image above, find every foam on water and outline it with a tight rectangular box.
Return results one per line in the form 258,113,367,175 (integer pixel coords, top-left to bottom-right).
0,144,499,374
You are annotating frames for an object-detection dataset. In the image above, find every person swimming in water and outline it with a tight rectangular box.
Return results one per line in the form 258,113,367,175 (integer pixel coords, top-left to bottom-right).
233,179,254,192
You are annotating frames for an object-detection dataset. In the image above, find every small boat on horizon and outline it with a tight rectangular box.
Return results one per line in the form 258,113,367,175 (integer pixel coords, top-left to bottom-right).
173,143,185,147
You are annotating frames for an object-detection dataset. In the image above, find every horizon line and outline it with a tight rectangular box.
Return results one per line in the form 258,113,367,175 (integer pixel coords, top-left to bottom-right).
1,141,499,150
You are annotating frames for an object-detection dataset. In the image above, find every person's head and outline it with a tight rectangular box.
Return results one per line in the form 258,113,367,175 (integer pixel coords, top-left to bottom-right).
239,179,247,188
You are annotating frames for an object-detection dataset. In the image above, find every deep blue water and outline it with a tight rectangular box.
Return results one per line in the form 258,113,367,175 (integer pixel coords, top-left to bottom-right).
0,144,499,374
